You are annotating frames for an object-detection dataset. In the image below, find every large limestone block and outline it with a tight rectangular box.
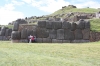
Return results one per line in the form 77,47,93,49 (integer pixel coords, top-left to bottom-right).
36,28,49,38
49,29,57,39
75,29,83,39
11,31,21,40
43,38,52,43
72,40,90,43
21,29,27,39
38,20,46,28
85,20,90,29
82,28,90,40
5,29,12,36
52,21,62,29
36,38,43,43
64,29,74,40
71,22,76,31
52,39,62,43
12,22,19,31
63,40,70,43
0,26,7,36
46,21,53,29
57,29,64,40
62,21,71,29
27,29,33,36
76,19,85,29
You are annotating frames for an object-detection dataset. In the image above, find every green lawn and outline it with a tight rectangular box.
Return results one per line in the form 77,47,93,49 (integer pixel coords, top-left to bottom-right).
0,41,100,66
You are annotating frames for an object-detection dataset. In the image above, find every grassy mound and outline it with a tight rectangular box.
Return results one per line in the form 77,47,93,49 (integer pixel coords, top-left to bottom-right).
90,19,100,32
51,8,99,16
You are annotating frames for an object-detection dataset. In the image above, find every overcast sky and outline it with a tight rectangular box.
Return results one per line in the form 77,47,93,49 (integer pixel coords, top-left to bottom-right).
0,0,100,25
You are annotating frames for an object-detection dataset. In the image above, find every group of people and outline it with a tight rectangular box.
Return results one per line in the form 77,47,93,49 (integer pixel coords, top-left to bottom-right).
28,35,36,43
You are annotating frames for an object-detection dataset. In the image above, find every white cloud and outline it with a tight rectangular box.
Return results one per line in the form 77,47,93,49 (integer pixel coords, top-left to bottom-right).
22,0,70,13
0,2,25,25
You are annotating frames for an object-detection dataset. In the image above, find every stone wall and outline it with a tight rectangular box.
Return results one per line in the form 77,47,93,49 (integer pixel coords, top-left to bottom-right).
11,19,91,43
0,26,12,41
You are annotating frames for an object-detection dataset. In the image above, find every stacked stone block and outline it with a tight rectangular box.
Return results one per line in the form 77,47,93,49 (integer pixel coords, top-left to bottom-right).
11,19,90,43
36,20,90,43
0,26,12,41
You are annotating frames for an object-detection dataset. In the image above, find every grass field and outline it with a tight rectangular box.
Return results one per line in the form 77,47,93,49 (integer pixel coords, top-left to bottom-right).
0,41,100,66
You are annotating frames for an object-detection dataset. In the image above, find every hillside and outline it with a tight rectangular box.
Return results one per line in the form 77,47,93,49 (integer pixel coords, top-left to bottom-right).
50,8,99,16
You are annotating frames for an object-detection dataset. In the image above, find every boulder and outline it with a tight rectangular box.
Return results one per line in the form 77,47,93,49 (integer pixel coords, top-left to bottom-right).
36,28,49,38
75,29,83,39
43,38,52,43
64,29,74,40
72,40,90,43
38,20,46,28
0,26,8,36
36,38,43,43
49,29,57,39
46,21,53,29
52,39,62,43
27,29,33,36
76,19,85,29
85,20,90,29
21,29,27,39
63,40,70,43
12,22,19,31
57,29,64,40
11,31,21,40
82,28,90,40
5,29,12,36
71,22,76,31
62,21,71,29
52,21,62,29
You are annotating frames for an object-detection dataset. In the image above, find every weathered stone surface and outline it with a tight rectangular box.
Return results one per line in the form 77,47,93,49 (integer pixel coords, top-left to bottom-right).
12,22,19,31
72,40,90,43
0,27,1,31
33,30,36,36
46,21,53,29
36,28,49,38
85,20,90,29
64,29,74,40
0,36,3,40
57,29,64,40
71,22,76,31
63,40,70,43
90,31,96,42
27,29,33,36
15,19,27,24
38,20,46,28
52,39,62,43
55,18,61,21
52,21,62,29
20,39,28,43
76,20,85,29
21,29,27,39
95,32,100,41
82,28,90,40
2,36,8,41
75,29,83,39
5,29,12,36
11,31,21,40
0,26,7,36
43,38,52,43
49,29,57,39
36,38,43,43
62,21,71,29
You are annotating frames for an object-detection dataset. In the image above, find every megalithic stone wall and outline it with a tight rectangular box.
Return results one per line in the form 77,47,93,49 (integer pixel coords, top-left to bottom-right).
11,19,91,43
0,26,12,41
